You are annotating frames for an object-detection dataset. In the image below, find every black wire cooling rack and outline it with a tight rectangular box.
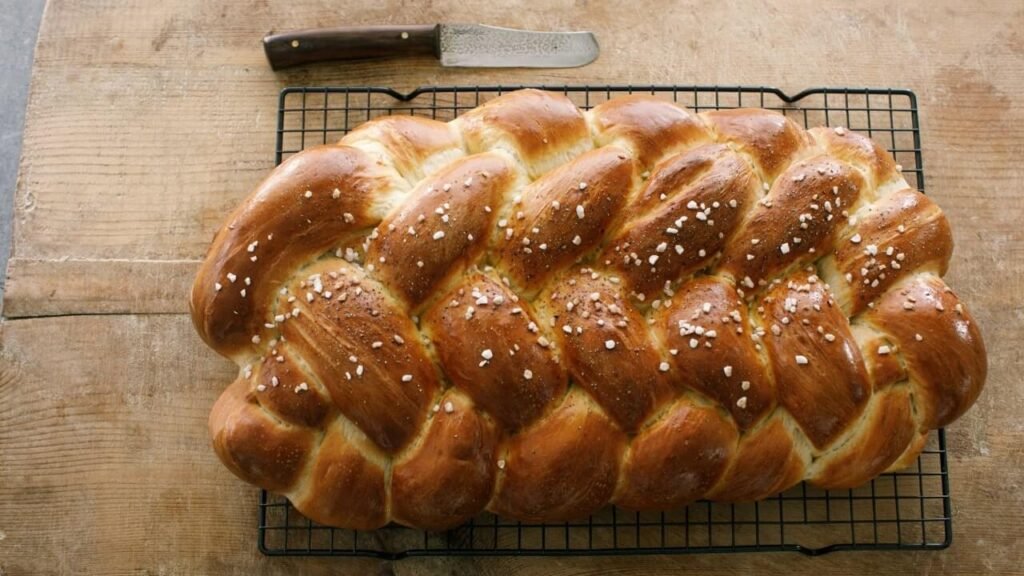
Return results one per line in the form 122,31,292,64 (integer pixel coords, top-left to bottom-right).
261,85,949,559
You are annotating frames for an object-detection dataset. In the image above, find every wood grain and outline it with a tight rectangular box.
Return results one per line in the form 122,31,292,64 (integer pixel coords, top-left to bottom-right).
3,258,198,317
1,0,1022,573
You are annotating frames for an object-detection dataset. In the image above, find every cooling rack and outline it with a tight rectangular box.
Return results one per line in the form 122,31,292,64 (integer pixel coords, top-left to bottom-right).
261,85,947,559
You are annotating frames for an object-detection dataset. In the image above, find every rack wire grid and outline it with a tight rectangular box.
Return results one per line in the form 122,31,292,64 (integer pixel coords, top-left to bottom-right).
261,85,949,559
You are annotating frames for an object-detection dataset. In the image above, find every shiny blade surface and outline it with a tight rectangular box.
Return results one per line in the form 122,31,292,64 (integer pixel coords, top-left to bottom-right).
438,24,599,68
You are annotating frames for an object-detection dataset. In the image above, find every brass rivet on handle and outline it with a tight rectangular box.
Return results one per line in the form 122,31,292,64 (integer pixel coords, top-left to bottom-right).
291,40,299,48
401,32,410,39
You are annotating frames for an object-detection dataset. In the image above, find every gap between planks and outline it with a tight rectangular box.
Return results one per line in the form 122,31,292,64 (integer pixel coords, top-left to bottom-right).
3,257,199,318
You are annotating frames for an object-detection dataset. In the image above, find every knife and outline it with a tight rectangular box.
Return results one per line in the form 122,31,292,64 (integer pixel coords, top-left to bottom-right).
263,24,599,70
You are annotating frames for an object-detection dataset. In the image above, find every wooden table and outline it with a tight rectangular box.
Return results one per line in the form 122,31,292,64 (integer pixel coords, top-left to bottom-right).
2,1,1021,574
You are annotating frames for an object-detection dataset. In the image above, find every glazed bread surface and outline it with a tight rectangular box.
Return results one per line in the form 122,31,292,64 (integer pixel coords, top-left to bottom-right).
191,89,986,530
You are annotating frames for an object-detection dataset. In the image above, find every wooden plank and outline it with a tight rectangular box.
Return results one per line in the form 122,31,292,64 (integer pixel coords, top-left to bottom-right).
0,315,1021,574
3,258,198,317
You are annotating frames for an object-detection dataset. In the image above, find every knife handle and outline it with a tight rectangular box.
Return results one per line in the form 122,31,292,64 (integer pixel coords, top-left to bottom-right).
263,25,439,70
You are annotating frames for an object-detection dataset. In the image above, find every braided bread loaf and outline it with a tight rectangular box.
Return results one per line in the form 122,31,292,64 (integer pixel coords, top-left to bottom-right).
191,89,986,530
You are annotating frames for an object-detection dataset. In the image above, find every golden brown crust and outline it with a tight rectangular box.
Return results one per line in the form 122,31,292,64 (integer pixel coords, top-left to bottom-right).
546,270,674,433
195,89,985,530
827,187,953,315
760,272,870,449
190,145,404,358
288,420,388,530
368,152,517,309
858,331,907,391
252,352,332,429
614,400,737,510
423,273,567,432
589,95,712,169
720,155,866,288
886,432,929,472
208,377,315,492
705,415,806,502
810,387,916,489
391,391,499,530
700,108,814,180
605,144,760,298
497,146,634,292
339,115,463,183
864,275,987,428
455,88,590,178
657,277,774,431
488,389,626,522
277,260,438,453
809,126,899,188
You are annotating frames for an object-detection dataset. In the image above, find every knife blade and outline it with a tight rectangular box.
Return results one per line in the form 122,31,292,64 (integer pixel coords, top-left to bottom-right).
263,24,599,70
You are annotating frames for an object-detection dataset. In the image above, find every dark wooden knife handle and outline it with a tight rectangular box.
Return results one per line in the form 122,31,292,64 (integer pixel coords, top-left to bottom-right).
263,25,439,70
